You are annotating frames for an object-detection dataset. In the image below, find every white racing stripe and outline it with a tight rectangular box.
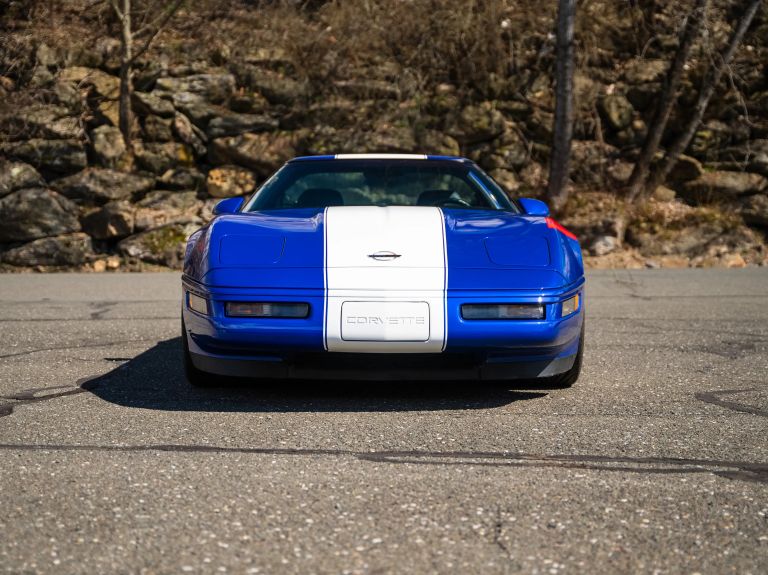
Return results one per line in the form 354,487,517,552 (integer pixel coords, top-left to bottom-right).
324,206,447,353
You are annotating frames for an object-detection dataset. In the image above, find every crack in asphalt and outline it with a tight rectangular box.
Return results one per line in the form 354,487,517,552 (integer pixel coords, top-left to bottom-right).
0,441,765,485
695,388,767,418
0,339,157,360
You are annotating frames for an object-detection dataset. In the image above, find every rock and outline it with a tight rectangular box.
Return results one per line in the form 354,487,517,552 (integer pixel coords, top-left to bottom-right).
133,191,201,231
158,168,205,191
242,68,307,105
173,113,207,157
0,161,44,197
1,233,93,267
171,92,223,128
599,94,634,131
488,169,520,193
418,130,460,156
118,222,198,268
333,79,401,100
58,67,120,99
155,73,235,104
134,141,195,175
667,155,703,183
0,188,81,242
244,47,294,70
722,253,747,268
132,91,175,118
607,161,634,186
53,169,154,204
590,235,620,257
740,194,768,228
690,120,731,157
447,102,505,145
624,59,668,84
652,186,677,202
719,140,768,178
142,115,174,142
80,201,135,239
230,92,271,114
0,105,83,140
206,165,257,198
680,171,768,204
209,132,296,177
206,113,279,139
97,100,121,127
91,125,127,168
361,124,417,153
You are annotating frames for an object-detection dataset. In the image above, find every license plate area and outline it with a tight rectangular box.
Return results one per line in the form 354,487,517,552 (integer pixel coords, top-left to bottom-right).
340,301,430,342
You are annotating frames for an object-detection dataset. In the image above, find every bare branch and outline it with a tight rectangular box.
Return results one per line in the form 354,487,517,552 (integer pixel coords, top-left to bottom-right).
129,0,185,63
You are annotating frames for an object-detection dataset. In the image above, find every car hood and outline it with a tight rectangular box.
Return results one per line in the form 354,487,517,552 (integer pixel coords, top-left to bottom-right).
185,207,583,290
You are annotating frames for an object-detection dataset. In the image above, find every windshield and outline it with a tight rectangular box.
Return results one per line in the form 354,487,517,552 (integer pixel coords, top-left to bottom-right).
242,160,518,212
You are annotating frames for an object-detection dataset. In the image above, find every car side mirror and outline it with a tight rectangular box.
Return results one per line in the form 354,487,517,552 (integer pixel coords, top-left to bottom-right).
518,197,550,217
213,197,245,215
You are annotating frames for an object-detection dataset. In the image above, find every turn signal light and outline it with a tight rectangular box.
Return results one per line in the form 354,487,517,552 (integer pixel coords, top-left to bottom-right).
561,294,580,317
226,302,310,318
545,217,578,240
187,291,210,316
461,303,545,320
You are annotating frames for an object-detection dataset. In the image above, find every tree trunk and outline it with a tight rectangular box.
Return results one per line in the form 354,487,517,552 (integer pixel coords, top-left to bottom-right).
625,0,709,203
118,0,133,152
546,0,577,214
643,0,763,197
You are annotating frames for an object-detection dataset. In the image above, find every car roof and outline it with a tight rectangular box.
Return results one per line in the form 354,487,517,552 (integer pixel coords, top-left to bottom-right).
287,153,473,163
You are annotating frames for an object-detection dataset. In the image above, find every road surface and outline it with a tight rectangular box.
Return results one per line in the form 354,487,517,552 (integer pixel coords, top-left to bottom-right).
0,270,766,574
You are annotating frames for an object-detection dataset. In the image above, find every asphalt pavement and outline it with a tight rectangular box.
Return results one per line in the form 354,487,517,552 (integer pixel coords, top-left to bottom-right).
0,269,766,574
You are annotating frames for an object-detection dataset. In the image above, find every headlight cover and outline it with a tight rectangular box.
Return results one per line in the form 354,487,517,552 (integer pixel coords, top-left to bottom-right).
226,302,310,318
561,294,580,317
461,303,545,320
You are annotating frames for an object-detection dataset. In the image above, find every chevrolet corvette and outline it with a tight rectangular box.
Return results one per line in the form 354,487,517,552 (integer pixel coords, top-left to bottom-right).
182,154,585,386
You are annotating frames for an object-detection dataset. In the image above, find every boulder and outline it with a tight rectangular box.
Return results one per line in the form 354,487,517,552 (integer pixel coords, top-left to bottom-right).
241,68,307,105
740,194,768,228
590,235,620,257
52,168,155,204
360,124,417,154
58,67,120,99
1,233,93,267
680,171,768,204
418,130,460,157
488,169,520,193
91,125,127,168
80,201,135,239
97,100,121,127
333,79,401,100
206,113,279,139
0,161,45,197
447,102,505,145
132,91,176,118
206,165,257,198
209,132,297,177
133,191,201,231
158,168,205,191
599,94,634,131
468,123,529,170
667,155,703,183
155,73,235,104
171,92,223,128
134,142,195,175
172,113,207,157
142,115,174,142
0,105,83,140
0,188,81,242
624,59,668,84
118,222,198,268
1,139,88,174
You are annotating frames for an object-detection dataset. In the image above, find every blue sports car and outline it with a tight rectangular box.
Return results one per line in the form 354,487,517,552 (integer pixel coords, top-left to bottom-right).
182,154,585,386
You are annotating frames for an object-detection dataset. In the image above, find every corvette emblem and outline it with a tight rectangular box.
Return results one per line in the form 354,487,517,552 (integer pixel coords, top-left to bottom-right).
367,251,402,261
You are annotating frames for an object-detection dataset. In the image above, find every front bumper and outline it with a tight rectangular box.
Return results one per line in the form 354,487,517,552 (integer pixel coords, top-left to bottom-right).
182,276,584,381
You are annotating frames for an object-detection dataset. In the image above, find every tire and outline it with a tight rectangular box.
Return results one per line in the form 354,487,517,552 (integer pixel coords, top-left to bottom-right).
182,319,219,387
540,322,584,389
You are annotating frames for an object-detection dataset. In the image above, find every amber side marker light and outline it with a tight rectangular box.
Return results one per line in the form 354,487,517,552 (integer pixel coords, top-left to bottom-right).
545,217,578,240
561,294,580,318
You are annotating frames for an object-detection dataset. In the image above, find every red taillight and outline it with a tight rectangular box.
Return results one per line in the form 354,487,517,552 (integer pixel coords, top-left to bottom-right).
545,217,578,241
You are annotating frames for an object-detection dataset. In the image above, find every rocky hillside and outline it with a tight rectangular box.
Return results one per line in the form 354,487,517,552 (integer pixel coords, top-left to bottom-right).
0,0,766,271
